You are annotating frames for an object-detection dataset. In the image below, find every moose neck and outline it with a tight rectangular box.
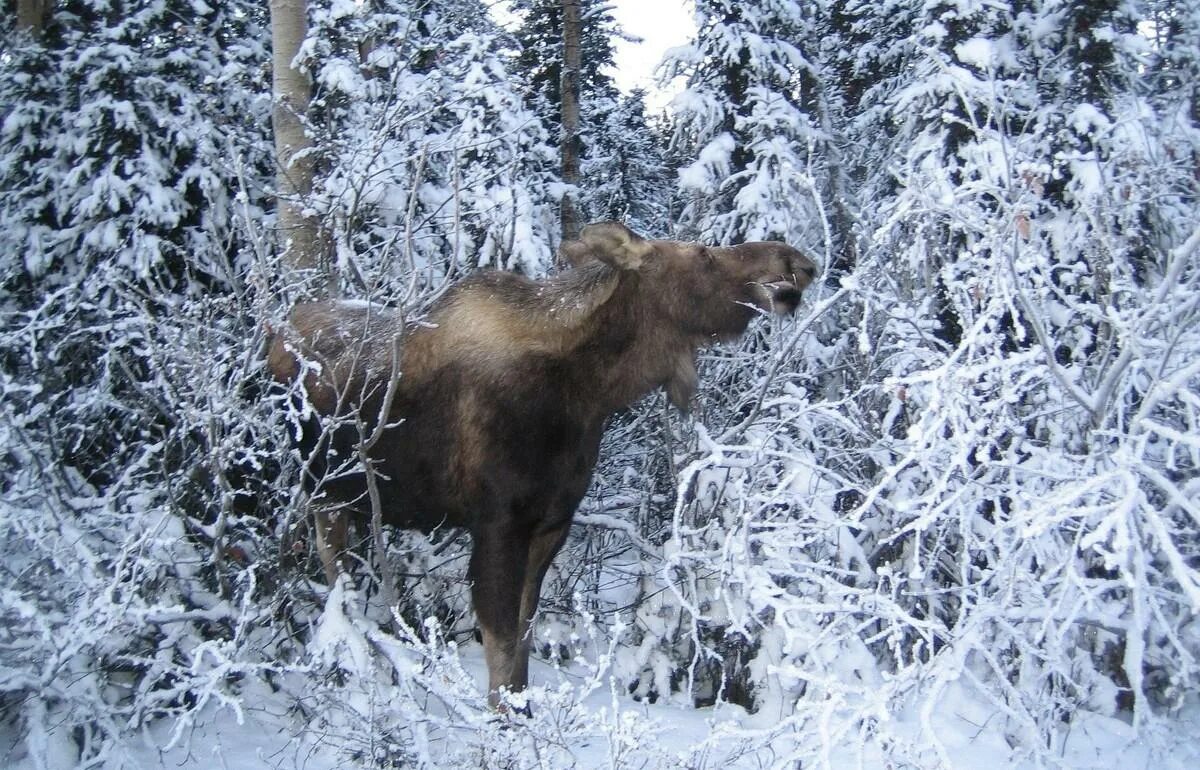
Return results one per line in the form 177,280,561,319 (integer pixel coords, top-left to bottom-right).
571,274,709,417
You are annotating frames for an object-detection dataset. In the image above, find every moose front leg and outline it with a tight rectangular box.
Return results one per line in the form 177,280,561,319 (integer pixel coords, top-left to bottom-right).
468,526,529,709
511,522,572,691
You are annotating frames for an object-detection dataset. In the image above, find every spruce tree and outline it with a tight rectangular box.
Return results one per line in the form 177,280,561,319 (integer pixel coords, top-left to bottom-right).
663,1,822,244
0,0,271,297
303,0,559,283
511,0,638,230
580,89,671,235
510,0,622,133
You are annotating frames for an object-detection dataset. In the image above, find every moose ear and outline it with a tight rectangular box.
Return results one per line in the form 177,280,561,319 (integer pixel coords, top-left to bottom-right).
558,238,595,268
576,221,654,271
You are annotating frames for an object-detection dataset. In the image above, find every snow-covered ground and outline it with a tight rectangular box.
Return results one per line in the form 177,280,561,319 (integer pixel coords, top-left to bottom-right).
6,636,1194,770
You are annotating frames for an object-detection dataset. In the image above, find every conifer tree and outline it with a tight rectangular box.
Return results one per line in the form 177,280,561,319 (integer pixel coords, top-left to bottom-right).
510,0,622,132
663,1,822,244
0,4,279,762
511,0,637,231
302,0,558,283
0,0,271,297
581,89,672,235
561,0,583,239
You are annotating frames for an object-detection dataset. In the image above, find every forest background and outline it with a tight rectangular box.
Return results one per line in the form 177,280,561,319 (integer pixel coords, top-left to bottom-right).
2,1,1199,767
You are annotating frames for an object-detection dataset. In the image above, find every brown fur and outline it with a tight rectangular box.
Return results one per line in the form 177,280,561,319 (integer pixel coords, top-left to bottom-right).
266,221,817,707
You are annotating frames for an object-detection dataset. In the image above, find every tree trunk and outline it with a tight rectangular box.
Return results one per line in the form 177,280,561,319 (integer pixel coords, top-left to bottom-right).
560,0,583,242
721,7,753,178
16,0,49,37
269,0,329,295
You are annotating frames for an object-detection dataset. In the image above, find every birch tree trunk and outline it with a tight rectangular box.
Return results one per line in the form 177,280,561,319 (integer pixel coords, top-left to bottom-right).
269,0,329,295
560,0,583,242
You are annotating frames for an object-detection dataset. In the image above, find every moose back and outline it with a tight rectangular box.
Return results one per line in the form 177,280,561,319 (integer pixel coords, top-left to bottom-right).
267,221,818,707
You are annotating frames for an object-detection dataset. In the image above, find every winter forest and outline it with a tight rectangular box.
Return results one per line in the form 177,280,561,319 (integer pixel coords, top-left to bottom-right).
2,0,1199,767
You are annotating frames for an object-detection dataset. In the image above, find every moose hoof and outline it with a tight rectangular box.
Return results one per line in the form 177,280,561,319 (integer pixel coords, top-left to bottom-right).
489,689,533,718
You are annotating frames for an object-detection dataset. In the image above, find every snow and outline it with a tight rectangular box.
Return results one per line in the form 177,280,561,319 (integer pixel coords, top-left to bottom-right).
319,60,365,100
1070,103,1113,135
954,37,995,68
4,646,1192,770
678,133,734,192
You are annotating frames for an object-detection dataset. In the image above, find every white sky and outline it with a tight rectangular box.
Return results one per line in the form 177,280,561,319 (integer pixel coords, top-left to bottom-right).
608,0,695,110
491,1,696,113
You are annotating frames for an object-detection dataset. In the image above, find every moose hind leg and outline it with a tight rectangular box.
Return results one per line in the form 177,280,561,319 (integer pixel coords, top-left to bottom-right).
313,505,349,585
469,529,528,709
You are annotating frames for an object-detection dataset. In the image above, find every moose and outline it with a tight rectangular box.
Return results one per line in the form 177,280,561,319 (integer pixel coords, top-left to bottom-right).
267,221,818,708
